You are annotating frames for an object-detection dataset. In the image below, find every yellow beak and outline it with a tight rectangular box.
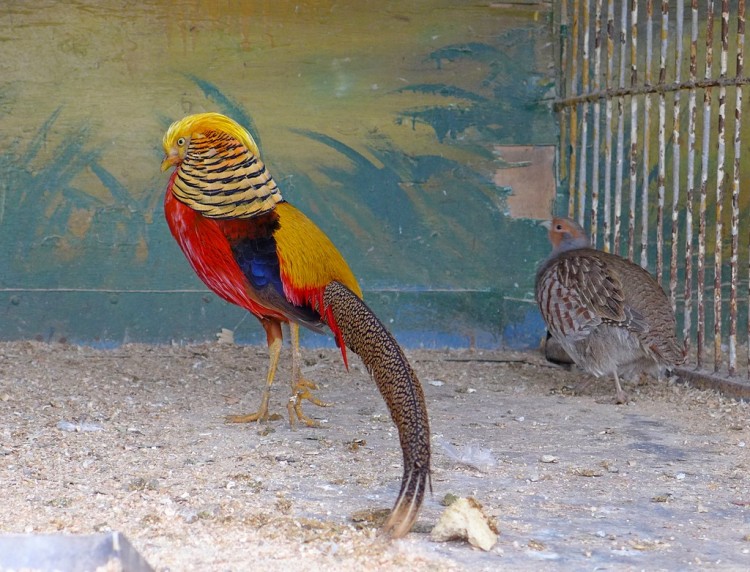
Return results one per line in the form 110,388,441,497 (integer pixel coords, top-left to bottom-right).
161,153,179,172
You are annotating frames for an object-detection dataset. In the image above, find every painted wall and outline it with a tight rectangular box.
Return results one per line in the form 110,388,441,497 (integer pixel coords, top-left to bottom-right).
0,1,558,348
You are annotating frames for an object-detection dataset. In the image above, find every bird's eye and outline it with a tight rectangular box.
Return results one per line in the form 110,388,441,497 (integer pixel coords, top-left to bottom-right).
555,224,563,231
177,137,186,146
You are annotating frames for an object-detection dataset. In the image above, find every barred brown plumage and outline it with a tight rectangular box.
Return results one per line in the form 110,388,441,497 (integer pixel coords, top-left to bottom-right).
536,217,685,403
171,129,282,219
322,280,431,538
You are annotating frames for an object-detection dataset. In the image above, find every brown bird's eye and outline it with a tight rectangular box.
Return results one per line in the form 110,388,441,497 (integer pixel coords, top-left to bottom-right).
556,224,563,231
177,137,186,146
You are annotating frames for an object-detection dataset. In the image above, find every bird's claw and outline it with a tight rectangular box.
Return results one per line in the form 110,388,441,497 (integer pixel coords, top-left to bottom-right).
225,410,266,424
614,390,629,405
287,378,332,429
225,411,284,424
225,392,284,423
293,378,332,408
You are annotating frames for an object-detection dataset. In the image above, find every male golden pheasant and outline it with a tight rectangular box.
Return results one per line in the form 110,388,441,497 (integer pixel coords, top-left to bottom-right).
535,217,684,403
161,112,430,537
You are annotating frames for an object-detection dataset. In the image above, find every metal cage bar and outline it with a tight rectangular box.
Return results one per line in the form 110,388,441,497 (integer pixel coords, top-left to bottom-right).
641,0,655,268
591,0,604,244
656,0,668,285
683,0,698,363
603,0,616,252
628,0,639,261
670,0,684,313
714,0,729,373
579,0,592,227
613,0,629,252
734,0,746,375
697,1,714,370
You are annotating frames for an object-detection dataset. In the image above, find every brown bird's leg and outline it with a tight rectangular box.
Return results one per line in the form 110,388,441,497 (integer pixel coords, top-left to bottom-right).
613,372,628,404
287,322,331,429
226,319,283,423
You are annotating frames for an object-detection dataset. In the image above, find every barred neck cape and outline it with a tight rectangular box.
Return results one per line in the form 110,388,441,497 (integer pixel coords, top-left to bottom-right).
170,120,282,219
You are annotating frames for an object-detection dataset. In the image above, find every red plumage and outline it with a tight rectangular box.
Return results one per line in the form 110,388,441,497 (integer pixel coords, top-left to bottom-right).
164,175,281,321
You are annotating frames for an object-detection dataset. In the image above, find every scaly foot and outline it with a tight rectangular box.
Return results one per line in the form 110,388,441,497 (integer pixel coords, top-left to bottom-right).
287,378,332,429
226,411,268,424
225,387,281,423
613,372,629,405
614,388,629,405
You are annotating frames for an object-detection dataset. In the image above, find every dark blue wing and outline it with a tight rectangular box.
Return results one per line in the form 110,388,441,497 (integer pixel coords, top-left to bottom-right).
230,233,325,332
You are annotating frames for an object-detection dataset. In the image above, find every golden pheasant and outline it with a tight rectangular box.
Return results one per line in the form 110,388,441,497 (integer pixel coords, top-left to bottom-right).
161,112,430,537
535,217,684,403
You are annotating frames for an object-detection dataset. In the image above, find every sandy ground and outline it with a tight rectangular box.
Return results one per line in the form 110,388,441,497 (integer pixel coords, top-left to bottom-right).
0,340,748,571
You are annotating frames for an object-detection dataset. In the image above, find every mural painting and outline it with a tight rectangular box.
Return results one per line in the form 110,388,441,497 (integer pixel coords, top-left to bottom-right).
0,1,557,347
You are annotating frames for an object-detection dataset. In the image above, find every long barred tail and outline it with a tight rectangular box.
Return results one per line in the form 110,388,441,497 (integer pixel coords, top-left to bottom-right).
323,280,431,538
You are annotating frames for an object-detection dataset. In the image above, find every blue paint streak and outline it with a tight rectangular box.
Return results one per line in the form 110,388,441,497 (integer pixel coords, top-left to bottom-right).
502,308,547,350
186,75,263,152
428,42,498,69
90,161,134,206
25,107,63,164
290,129,374,170
393,84,487,103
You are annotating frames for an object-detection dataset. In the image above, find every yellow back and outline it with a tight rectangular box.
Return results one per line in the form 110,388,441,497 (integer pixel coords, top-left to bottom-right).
275,202,362,298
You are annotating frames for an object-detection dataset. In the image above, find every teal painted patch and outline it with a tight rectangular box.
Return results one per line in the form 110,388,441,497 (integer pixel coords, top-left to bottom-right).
397,33,556,145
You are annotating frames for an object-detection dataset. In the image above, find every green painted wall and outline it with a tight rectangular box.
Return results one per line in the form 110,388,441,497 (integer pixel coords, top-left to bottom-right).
0,1,558,348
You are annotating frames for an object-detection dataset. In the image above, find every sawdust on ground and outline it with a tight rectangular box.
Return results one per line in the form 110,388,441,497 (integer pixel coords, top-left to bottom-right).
0,341,748,571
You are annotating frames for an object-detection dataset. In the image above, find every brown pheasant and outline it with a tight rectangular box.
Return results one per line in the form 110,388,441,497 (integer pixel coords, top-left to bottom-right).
535,217,685,403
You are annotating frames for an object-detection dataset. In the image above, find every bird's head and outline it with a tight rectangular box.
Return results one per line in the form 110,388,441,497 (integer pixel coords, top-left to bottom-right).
543,216,590,254
160,112,282,218
161,112,260,172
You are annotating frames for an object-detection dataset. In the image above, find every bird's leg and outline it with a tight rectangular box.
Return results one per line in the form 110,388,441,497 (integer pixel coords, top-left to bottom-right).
287,322,331,429
613,372,628,404
226,320,283,424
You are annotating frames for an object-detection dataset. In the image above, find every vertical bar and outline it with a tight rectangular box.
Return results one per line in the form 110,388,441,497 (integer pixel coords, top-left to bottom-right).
627,0,639,262
683,0,699,361
697,0,715,370
591,0,604,246
656,0,669,286
578,0,592,228
642,0,655,268
670,1,684,313
603,0,616,252
714,0,728,373
731,0,745,376
613,0,628,255
569,0,580,219
559,0,570,213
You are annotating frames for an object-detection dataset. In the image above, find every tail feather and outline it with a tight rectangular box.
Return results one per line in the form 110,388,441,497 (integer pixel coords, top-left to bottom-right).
323,280,431,538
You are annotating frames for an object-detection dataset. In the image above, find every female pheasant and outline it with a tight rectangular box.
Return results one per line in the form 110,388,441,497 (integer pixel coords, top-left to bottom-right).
161,112,430,537
535,217,684,403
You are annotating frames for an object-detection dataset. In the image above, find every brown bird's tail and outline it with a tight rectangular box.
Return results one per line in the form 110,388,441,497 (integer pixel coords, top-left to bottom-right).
323,280,431,538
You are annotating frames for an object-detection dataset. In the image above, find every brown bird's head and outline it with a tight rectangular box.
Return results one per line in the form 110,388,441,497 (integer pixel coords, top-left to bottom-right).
543,217,590,255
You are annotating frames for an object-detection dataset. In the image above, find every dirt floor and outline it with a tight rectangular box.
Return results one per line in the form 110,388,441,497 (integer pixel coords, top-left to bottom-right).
0,340,748,571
